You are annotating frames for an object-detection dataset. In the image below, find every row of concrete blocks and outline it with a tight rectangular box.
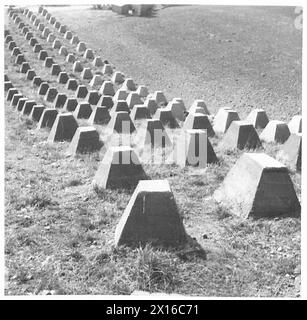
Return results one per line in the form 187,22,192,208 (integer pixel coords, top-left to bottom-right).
12,9,115,79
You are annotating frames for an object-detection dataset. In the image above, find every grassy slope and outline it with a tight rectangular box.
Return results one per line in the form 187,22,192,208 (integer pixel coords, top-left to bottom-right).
5,6,301,296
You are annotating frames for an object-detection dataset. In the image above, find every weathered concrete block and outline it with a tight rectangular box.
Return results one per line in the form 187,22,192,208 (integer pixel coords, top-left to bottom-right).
113,89,129,102
213,153,301,218
92,146,147,190
37,108,58,129
73,61,83,72
245,109,269,129
183,112,215,136
165,99,186,121
76,41,86,53
6,88,19,102
29,37,38,46
136,85,149,98
288,115,302,134
98,95,114,109
213,108,240,134
21,26,29,35
86,90,101,105
42,27,51,38
102,64,113,75
50,17,56,25
15,54,26,65
89,75,103,87
33,44,43,53
139,119,171,149
25,31,33,40
30,105,45,122
92,56,103,67
4,81,13,92
18,22,25,29
75,85,88,98
11,47,21,56
32,76,43,87
106,111,136,134
88,106,111,125
149,91,168,106
59,46,68,56
20,62,31,74
99,81,115,96
46,33,55,43
51,64,61,76
10,93,23,107
45,87,58,102
67,127,101,155
38,50,48,61
81,67,93,80
44,57,54,68
130,104,151,120
66,78,78,91
64,31,73,40
37,23,45,32
111,71,124,84
260,120,290,144
66,53,76,63
57,72,69,84
34,18,41,27
59,25,67,34
38,82,50,96
277,133,302,172
176,129,217,168
63,97,78,112
22,100,36,115
121,78,136,91
220,120,262,150
16,98,28,111
8,41,17,51
52,39,62,49
110,100,130,114
26,69,36,80
126,92,143,109
144,98,158,115
54,93,67,108
70,35,79,45
5,35,13,44
189,100,210,115
54,21,61,29
115,179,187,247
73,102,93,119
154,108,179,128
83,48,94,60
48,113,78,142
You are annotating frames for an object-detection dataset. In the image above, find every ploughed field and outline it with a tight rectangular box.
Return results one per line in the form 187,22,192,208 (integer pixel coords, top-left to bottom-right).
4,5,301,296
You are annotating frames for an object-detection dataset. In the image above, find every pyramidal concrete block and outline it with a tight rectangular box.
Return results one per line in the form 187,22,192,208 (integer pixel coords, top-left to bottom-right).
73,102,93,119
51,64,61,76
67,126,101,155
81,67,93,80
220,120,262,150
136,85,149,98
45,87,58,102
121,78,136,91
126,92,143,109
176,129,218,168
76,41,86,53
98,95,114,109
10,93,23,107
288,115,302,134
92,56,103,67
73,61,83,72
86,90,101,105
245,109,269,129
48,113,78,142
70,35,79,44
29,37,38,46
183,113,215,136
26,69,36,81
58,72,69,84
17,98,28,111
149,91,168,106
106,112,136,134
144,98,158,115
260,120,290,144
154,108,179,128
99,81,115,96
66,53,76,63
189,100,210,115
110,100,130,114
6,88,19,102
66,78,78,91
92,146,147,190
111,71,124,84
64,31,73,40
63,97,78,112
32,76,43,87
130,104,151,120
139,119,172,148
33,44,43,53
88,106,111,125
30,105,45,122
102,64,113,75
46,33,55,43
44,57,54,68
89,75,103,87
37,108,58,129
75,85,88,98
213,108,240,134
113,89,129,102
8,40,17,51
5,81,14,92
165,100,186,122
277,133,302,172
213,153,301,218
22,100,36,115
114,179,187,247
54,93,67,108
83,48,94,60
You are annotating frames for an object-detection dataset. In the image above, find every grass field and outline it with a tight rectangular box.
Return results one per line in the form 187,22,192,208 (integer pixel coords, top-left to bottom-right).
4,5,301,296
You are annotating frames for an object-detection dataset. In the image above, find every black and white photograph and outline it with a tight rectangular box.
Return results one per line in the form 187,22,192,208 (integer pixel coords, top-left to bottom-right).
2,0,304,300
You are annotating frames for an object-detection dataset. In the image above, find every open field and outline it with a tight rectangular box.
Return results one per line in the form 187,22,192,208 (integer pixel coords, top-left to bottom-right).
4,5,301,296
